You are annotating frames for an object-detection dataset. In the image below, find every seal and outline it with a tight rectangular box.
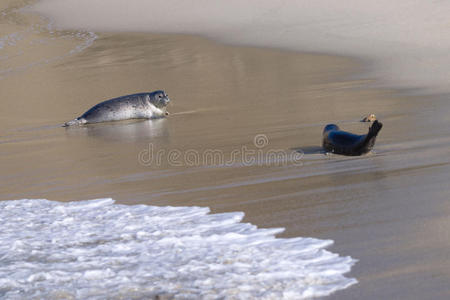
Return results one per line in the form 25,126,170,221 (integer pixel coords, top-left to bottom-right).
322,120,383,156
64,90,170,126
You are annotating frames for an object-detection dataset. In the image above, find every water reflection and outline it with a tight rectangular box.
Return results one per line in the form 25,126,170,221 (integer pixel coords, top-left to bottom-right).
64,118,169,142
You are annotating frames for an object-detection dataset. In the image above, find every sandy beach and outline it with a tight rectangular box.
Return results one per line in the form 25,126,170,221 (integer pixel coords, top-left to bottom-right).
1,1,450,299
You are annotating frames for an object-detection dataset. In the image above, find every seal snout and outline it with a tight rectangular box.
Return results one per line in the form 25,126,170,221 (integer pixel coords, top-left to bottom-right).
162,95,170,105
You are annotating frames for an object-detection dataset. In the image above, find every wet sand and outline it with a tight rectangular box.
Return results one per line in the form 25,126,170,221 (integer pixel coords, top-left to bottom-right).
2,5,450,299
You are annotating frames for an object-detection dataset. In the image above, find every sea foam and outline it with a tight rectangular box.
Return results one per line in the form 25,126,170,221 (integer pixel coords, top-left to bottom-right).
0,199,357,299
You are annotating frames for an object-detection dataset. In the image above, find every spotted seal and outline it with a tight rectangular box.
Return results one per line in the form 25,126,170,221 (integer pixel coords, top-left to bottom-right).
64,91,170,126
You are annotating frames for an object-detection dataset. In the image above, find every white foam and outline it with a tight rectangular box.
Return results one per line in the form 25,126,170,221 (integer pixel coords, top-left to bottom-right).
30,0,450,93
0,198,357,299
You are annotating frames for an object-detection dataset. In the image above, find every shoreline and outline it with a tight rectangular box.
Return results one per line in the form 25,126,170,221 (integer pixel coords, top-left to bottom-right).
17,0,448,99
30,0,450,94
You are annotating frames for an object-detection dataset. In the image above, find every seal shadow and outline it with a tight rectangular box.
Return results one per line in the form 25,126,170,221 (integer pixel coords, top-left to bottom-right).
291,146,325,155
64,118,169,142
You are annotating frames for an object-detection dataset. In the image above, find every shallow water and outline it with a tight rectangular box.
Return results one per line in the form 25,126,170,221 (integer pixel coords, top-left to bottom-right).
0,0,95,80
32,0,450,93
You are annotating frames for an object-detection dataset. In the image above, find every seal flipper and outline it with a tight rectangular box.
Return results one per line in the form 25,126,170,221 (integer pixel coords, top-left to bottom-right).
367,120,383,140
355,120,383,154
63,117,87,127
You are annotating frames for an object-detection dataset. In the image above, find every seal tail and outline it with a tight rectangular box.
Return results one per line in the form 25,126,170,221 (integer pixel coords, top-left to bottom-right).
63,118,86,127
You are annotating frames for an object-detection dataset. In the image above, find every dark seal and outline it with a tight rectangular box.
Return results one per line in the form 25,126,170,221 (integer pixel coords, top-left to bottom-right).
322,120,383,156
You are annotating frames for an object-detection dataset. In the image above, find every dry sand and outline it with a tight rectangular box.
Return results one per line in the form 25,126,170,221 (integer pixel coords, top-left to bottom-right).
1,3,450,299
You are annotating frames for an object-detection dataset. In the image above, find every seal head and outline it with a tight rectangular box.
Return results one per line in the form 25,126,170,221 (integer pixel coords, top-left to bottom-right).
151,90,170,109
323,124,340,133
